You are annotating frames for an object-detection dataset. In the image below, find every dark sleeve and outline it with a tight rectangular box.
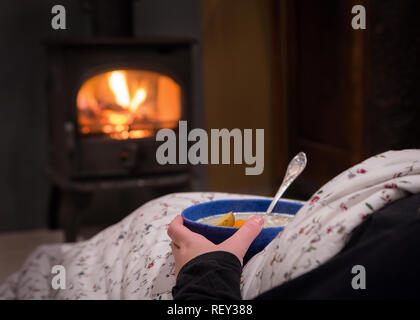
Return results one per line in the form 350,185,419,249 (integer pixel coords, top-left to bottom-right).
172,251,242,300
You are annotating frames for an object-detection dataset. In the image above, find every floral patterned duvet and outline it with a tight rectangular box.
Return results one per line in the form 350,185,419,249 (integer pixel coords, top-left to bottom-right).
1,149,419,300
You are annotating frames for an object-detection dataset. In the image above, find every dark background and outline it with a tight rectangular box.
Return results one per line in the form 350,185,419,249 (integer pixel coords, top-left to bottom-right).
1,0,419,233
0,0,201,232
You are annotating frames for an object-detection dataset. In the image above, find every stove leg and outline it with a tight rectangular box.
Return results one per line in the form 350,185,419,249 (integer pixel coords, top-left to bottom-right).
59,190,93,242
47,184,61,230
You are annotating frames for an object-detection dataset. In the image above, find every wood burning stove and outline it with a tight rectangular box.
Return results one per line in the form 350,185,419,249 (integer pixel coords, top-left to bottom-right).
45,37,205,241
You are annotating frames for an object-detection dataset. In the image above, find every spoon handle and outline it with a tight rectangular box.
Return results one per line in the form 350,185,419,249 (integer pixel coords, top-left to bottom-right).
266,152,307,215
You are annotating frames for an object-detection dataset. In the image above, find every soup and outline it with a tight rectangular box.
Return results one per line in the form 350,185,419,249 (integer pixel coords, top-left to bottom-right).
197,212,294,228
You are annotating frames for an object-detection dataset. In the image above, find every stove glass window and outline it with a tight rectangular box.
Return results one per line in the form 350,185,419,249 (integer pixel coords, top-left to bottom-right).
76,69,181,139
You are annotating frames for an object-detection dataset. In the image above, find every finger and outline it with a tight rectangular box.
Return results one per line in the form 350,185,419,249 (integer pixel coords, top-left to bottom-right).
220,215,264,256
167,215,196,245
167,215,184,241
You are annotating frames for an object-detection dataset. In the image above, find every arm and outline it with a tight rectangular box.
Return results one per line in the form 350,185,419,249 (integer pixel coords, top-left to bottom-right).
172,251,242,300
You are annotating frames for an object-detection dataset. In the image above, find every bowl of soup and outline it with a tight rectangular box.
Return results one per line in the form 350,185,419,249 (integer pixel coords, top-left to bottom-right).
181,199,303,264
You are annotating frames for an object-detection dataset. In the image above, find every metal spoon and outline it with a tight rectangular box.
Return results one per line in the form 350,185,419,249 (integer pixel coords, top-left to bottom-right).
266,152,307,216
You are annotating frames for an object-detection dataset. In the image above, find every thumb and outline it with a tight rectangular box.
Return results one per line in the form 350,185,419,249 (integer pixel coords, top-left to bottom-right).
218,215,264,263
167,215,195,245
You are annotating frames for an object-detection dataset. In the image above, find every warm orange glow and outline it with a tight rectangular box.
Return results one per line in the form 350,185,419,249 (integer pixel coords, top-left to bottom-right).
129,129,152,139
108,71,148,112
103,125,113,134
76,69,181,139
130,88,147,112
120,130,129,139
108,113,128,125
115,124,126,132
108,129,154,140
81,126,90,134
109,71,130,108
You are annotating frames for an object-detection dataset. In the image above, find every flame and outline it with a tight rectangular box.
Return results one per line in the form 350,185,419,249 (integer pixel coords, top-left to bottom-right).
130,88,147,112
109,71,130,108
108,71,148,112
115,124,126,132
77,69,181,139
108,113,128,125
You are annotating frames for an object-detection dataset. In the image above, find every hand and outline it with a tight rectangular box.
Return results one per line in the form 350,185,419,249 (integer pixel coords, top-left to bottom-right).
167,215,264,278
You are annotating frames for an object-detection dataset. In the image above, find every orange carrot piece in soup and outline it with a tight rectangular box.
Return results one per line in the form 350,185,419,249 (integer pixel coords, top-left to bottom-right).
233,219,246,228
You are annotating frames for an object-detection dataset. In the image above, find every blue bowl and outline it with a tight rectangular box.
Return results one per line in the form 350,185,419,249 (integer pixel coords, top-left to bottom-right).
181,199,303,264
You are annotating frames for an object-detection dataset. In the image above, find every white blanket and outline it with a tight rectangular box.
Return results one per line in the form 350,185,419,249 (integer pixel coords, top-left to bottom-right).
1,149,419,300
0,192,270,299
241,149,420,298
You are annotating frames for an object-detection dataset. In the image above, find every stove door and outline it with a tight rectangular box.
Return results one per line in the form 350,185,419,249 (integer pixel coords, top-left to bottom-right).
73,69,185,178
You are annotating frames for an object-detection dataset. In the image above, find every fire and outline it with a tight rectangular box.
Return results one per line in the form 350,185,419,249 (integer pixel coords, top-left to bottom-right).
109,71,131,108
108,113,128,125
102,125,113,134
130,88,147,112
108,71,147,111
109,129,153,140
76,69,181,139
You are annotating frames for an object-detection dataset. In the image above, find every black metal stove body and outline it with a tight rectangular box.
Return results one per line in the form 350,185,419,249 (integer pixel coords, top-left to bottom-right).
45,38,205,240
